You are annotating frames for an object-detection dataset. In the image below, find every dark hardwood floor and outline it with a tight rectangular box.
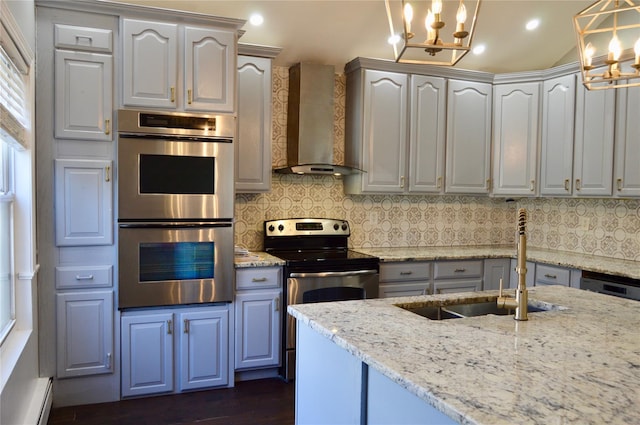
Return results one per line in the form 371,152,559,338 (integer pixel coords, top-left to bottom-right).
47,378,295,425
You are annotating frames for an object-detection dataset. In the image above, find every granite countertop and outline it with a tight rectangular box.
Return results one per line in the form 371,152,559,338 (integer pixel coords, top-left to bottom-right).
234,251,285,268
288,286,640,424
353,246,640,280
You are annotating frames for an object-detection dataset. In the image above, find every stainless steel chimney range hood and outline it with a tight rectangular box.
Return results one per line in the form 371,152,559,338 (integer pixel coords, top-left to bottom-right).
274,63,362,176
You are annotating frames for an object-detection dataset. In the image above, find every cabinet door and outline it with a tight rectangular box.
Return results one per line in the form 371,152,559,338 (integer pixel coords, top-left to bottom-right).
445,80,492,194
235,290,281,370
236,56,272,192
408,75,446,193
361,70,408,193
54,159,113,246
56,291,113,378
573,75,615,196
482,259,511,291
492,83,540,196
614,85,640,197
184,26,235,112
379,282,430,298
540,74,575,195
121,312,174,397
54,50,112,141
122,19,177,108
178,308,229,391
433,279,482,294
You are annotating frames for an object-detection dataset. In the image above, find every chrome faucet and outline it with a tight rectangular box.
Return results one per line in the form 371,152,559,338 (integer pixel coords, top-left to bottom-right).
497,208,528,321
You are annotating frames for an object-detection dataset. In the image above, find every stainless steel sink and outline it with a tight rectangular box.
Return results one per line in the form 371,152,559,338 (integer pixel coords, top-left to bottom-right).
400,300,551,320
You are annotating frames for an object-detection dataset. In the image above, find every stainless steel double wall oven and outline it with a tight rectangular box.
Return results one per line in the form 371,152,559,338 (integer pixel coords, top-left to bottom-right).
117,110,235,309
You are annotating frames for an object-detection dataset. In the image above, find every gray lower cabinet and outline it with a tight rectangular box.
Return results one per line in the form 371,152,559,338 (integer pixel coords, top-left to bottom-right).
433,260,483,294
482,258,511,291
234,267,282,370
121,305,230,397
379,262,431,298
56,290,113,378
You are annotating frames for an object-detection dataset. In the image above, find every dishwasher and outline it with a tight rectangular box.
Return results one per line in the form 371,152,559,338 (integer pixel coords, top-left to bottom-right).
580,271,640,301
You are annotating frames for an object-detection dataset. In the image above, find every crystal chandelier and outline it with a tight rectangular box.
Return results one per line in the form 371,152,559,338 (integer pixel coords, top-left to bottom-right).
574,0,640,90
385,0,481,66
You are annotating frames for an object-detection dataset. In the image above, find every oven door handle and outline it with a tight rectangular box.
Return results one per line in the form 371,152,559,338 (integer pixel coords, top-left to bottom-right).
289,269,378,278
119,222,232,229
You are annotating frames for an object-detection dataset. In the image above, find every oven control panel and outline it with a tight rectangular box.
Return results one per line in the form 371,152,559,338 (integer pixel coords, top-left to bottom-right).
264,218,350,237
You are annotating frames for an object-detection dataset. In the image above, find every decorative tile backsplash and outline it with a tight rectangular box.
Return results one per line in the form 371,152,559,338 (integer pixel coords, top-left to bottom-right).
235,66,640,262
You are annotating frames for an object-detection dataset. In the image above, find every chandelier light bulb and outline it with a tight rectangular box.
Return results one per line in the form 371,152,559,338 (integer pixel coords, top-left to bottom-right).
584,42,595,67
403,3,413,34
425,9,436,41
432,0,442,15
456,3,467,32
608,34,622,61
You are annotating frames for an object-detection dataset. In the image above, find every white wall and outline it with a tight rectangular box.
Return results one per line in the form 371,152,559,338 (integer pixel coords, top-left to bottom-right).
0,1,49,425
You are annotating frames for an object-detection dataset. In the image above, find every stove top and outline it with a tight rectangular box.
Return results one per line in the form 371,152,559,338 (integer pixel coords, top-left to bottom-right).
263,218,379,271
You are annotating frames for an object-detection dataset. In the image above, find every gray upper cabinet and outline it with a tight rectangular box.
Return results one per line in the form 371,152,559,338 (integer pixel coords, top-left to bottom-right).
236,55,273,192
614,85,640,197
408,75,447,193
573,74,616,197
54,25,113,141
492,82,540,196
445,79,492,194
344,69,408,194
540,74,576,196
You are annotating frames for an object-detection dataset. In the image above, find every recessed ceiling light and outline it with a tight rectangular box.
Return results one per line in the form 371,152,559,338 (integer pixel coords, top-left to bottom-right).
526,19,540,31
472,44,486,55
387,34,401,45
249,13,264,26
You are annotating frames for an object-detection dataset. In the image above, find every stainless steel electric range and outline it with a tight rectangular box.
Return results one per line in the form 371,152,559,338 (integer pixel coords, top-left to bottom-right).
263,218,379,380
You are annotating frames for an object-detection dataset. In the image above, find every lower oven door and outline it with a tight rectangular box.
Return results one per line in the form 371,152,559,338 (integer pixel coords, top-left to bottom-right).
118,222,233,309
284,268,378,380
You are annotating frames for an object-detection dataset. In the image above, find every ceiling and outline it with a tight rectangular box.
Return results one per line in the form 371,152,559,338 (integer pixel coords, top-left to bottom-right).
110,0,595,74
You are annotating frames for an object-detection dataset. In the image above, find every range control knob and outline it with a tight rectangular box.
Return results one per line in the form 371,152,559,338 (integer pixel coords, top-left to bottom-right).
333,223,339,231
278,224,285,232
341,224,348,231
268,225,275,232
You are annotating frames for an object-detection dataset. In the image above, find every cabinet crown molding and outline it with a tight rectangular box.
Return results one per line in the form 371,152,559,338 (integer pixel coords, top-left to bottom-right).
238,44,282,59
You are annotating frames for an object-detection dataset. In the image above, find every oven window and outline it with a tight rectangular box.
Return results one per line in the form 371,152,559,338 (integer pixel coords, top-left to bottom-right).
139,154,215,194
139,242,215,282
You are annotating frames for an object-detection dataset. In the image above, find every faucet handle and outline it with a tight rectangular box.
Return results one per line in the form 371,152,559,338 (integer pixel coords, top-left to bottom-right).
498,277,504,297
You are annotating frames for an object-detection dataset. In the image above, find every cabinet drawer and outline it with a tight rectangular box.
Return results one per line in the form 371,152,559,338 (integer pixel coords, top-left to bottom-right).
379,262,431,282
379,282,430,298
56,265,113,289
55,24,113,53
535,264,570,286
236,267,282,290
434,260,483,279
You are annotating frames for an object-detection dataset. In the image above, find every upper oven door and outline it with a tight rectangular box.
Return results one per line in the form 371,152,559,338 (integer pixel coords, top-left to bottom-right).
118,134,234,220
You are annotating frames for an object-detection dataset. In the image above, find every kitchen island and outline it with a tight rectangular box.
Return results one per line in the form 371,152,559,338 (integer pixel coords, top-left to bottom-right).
288,286,640,424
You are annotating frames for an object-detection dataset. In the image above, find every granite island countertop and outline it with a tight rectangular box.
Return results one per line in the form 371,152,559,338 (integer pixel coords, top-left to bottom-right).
353,246,640,280
288,286,640,425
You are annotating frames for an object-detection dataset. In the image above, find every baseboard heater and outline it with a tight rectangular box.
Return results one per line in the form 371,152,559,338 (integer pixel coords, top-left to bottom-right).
36,377,53,425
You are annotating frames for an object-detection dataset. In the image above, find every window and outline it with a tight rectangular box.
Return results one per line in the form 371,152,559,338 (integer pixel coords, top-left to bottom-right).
0,43,28,341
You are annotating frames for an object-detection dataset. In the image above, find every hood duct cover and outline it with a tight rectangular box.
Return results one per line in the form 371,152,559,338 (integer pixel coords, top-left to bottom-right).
274,63,362,175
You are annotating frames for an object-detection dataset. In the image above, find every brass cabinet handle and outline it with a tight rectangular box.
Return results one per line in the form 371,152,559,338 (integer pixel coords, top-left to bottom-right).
105,166,111,182
564,179,570,191
544,274,557,279
400,176,405,188
106,352,112,369
75,274,94,280
105,119,110,135
170,87,175,103
617,178,623,191
575,179,581,191
530,180,535,191
188,89,192,104
275,297,280,312
437,176,442,189
486,179,491,191
183,319,189,334
400,271,413,275
167,320,173,335
454,268,466,273
252,277,268,282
